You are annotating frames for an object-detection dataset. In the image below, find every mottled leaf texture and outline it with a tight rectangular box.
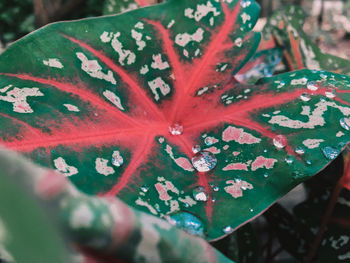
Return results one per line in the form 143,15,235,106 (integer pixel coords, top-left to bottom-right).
103,0,157,15
265,5,350,75
0,147,234,263
1,0,350,240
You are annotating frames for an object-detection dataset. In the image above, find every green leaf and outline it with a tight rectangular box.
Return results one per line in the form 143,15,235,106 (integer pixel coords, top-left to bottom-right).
0,165,70,263
0,147,235,263
1,0,350,241
264,5,350,75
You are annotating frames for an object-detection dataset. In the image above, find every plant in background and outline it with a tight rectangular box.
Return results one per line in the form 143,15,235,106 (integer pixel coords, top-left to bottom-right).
0,0,350,262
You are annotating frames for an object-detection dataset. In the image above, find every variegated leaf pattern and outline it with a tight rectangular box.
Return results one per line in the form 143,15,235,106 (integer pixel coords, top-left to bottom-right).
1,0,350,240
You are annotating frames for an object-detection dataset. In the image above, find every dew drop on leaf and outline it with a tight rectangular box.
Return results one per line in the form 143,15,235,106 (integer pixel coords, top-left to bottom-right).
166,211,205,237
111,151,123,167
307,82,318,91
213,186,219,192
339,117,350,131
204,136,216,146
140,186,149,193
264,173,269,178
168,123,183,135
321,146,340,160
306,160,312,165
192,145,201,154
273,135,287,149
193,186,209,202
191,151,217,172
295,147,305,155
285,155,294,165
300,93,311,102
222,226,233,234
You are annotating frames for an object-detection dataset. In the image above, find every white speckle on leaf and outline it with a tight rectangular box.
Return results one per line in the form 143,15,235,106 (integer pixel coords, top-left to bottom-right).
0,85,44,113
291,77,308,85
148,77,171,101
76,52,116,84
135,22,144,29
165,144,194,171
136,198,158,215
103,90,125,111
269,100,350,129
184,1,220,22
95,158,114,176
151,54,170,70
63,104,80,112
175,28,204,47
167,19,175,28
241,12,251,23
100,31,136,65
131,29,146,51
54,157,78,177
43,58,63,68
302,139,324,149
140,65,149,75
224,179,253,198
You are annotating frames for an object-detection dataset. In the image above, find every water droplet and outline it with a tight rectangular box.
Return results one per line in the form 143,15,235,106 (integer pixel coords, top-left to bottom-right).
295,147,305,155
204,136,216,146
193,186,209,202
111,151,123,167
306,160,312,165
169,123,183,135
192,145,201,154
325,89,336,99
140,186,149,193
250,208,254,212
340,117,350,131
191,151,217,172
300,93,311,102
264,173,269,178
213,186,219,191
223,226,233,234
212,198,216,202
273,135,287,149
322,146,339,160
166,212,205,237
307,82,318,91
285,155,294,165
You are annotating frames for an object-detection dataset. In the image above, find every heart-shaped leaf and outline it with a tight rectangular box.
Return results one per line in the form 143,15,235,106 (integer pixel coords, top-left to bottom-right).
264,5,350,75
1,0,350,240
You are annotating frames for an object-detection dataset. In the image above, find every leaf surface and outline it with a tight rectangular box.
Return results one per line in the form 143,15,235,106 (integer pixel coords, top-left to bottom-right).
1,0,350,240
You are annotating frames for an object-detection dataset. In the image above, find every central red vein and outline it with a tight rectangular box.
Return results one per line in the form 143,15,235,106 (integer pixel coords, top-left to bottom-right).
61,34,166,123
172,1,242,123
104,135,154,196
145,20,187,123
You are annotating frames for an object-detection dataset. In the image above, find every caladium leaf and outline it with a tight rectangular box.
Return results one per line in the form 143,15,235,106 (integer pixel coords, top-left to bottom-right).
103,0,158,15
265,5,350,75
1,0,350,241
235,47,283,84
0,147,234,263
